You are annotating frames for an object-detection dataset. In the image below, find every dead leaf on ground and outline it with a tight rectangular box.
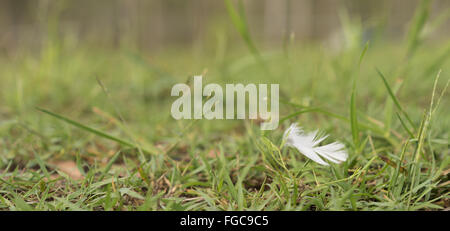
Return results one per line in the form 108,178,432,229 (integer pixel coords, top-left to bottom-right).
53,161,84,180
207,149,220,158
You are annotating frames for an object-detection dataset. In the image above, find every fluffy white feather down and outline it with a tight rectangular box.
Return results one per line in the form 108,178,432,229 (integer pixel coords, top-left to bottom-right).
283,123,348,166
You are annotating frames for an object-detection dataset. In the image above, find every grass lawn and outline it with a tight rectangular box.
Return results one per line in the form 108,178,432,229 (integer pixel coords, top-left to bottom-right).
0,1,449,211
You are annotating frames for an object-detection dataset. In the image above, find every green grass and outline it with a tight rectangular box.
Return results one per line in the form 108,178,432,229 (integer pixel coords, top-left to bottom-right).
0,1,449,211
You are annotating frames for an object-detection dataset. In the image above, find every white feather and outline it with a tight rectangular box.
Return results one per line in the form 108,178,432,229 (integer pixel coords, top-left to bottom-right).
283,123,348,166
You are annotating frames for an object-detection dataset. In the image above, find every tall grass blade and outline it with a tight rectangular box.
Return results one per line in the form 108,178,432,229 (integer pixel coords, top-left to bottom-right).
224,0,259,58
36,107,157,155
224,0,272,77
405,0,431,57
350,43,369,149
396,112,414,138
376,68,416,131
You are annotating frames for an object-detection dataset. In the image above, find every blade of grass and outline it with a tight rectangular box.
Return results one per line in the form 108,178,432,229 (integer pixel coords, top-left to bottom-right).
389,139,409,194
396,112,414,138
350,81,359,148
36,107,157,155
224,0,259,59
99,151,122,181
376,68,416,131
350,42,369,150
405,0,431,58
407,71,445,209
224,0,272,77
